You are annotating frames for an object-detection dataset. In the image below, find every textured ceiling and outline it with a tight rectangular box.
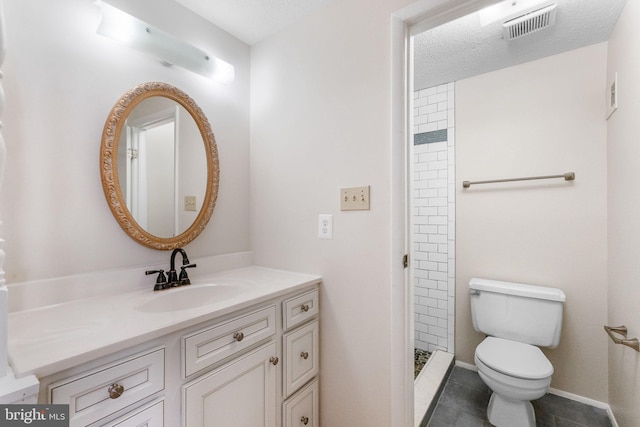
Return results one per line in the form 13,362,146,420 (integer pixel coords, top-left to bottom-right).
414,0,627,90
172,0,625,85
174,0,334,45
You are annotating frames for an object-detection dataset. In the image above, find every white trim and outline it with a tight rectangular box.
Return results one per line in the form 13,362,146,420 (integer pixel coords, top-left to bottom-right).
454,359,477,371
390,11,413,427
390,1,504,425
0,0,7,379
548,388,617,426
548,387,610,410
606,407,620,427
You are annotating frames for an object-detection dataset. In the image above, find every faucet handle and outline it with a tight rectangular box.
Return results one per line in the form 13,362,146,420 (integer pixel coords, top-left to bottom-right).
145,269,168,291
178,263,197,285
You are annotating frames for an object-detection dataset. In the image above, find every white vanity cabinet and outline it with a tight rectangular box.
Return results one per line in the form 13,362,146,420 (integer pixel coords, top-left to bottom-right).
283,379,319,427
181,305,279,427
183,342,278,426
282,289,320,427
181,288,320,427
47,348,165,427
103,399,164,427
34,282,320,427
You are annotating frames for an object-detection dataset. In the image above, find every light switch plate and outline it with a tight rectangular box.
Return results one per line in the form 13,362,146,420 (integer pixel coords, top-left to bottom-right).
340,186,370,211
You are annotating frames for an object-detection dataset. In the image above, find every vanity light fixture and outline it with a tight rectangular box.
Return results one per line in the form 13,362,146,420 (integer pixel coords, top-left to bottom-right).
95,1,235,84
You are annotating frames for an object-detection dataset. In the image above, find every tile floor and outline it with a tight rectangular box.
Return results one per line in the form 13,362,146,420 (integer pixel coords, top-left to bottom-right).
426,366,612,427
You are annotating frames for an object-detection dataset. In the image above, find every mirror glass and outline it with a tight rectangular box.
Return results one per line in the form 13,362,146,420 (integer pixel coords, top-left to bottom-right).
101,82,219,250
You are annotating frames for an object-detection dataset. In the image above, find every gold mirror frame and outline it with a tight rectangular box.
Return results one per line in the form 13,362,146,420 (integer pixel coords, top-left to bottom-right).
100,82,220,250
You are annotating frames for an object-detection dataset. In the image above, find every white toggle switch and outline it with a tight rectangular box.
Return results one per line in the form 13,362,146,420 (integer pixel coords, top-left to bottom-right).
318,214,333,239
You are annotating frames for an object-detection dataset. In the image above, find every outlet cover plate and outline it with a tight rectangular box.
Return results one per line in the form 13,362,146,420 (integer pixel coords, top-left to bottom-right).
340,186,370,211
318,214,333,239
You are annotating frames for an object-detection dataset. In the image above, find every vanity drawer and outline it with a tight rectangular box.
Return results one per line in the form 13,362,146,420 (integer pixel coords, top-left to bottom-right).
49,348,164,427
101,399,164,427
183,305,276,377
283,289,319,331
283,379,319,427
284,320,319,397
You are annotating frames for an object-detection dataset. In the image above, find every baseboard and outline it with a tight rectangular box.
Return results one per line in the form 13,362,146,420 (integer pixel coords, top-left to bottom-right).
548,387,617,427
454,360,477,372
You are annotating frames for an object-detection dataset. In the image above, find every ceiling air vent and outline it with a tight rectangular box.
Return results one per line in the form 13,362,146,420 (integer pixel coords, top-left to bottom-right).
503,3,557,40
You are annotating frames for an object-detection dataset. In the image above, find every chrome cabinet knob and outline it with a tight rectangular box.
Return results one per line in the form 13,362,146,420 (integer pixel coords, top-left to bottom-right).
300,304,310,312
300,351,309,360
108,383,124,399
301,415,309,425
269,356,279,366
233,332,244,342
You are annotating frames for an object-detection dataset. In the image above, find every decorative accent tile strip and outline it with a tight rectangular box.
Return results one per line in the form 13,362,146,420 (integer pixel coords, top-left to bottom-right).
414,129,448,145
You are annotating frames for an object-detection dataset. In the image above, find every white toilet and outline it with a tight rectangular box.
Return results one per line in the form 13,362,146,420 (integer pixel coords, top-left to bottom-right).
469,278,566,427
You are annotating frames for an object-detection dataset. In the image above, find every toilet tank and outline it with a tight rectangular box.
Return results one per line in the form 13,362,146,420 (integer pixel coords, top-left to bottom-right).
469,278,566,348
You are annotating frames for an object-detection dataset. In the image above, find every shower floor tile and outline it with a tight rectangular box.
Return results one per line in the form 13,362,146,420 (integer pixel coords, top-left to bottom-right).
427,366,612,427
415,348,431,378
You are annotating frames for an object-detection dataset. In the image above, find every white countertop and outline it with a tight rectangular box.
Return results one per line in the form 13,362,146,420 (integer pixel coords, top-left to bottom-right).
7,266,321,378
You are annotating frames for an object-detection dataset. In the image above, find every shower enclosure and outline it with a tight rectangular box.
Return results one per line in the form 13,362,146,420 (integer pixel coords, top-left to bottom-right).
411,82,455,376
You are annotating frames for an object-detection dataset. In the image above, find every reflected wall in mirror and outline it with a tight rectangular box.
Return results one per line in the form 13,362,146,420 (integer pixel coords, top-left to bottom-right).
101,82,219,250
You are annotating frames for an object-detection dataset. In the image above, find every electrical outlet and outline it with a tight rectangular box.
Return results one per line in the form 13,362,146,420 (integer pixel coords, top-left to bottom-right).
340,186,370,211
184,196,197,211
318,214,333,239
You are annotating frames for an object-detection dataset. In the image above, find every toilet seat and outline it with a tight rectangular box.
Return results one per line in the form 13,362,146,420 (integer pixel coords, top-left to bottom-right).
476,337,553,380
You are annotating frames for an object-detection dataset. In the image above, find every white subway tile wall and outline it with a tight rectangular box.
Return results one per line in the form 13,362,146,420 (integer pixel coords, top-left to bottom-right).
413,82,455,353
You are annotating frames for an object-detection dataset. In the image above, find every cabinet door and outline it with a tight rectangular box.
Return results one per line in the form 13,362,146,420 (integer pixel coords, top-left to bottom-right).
283,379,319,427
183,342,277,427
283,321,319,398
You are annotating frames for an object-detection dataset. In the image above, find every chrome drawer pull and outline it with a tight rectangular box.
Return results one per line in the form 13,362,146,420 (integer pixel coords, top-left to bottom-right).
108,383,124,399
269,356,279,366
300,351,309,360
301,415,309,425
300,304,310,312
233,332,244,342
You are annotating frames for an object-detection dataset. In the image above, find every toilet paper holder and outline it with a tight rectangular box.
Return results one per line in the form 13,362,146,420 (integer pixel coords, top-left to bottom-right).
604,325,640,352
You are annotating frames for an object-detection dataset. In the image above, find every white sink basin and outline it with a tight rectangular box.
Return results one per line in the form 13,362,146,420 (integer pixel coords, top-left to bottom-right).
135,284,242,313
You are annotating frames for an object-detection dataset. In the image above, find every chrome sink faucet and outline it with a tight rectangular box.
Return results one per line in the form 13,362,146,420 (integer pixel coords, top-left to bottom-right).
145,248,197,291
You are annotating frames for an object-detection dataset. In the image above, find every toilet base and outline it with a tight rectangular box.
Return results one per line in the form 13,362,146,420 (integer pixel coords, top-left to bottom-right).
487,392,536,427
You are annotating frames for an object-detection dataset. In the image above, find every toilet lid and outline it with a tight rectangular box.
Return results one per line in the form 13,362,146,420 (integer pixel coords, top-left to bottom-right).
476,337,554,380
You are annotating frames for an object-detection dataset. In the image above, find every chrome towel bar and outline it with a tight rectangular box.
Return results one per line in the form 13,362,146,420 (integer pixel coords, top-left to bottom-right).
604,325,640,352
462,172,575,189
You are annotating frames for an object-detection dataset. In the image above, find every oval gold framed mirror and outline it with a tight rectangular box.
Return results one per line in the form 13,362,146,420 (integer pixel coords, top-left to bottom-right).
100,82,219,250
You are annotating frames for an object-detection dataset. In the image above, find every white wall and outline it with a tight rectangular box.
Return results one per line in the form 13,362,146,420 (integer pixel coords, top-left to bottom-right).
0,0,251,282
455,43,609,401
606,1,640,424
250,0,417,424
